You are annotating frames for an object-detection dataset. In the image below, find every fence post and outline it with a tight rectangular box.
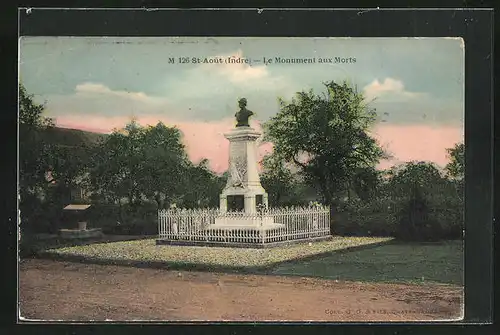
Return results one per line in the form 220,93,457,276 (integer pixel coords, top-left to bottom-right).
328,205,331,236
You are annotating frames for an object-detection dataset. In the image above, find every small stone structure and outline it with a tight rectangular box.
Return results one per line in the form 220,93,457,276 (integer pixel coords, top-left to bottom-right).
59,204,103,239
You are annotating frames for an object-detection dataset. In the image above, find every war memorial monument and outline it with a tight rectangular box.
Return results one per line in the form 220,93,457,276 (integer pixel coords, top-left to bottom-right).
156,98,331,247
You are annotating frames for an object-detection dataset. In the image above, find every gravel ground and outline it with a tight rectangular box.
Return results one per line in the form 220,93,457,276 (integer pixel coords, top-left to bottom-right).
43,236,393,268
19,259,463,322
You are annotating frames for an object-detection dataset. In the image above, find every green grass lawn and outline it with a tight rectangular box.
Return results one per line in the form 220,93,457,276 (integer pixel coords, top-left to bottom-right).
270,240,463,286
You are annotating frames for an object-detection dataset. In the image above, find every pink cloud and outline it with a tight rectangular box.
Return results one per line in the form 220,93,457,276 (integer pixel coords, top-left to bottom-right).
55,115,463,173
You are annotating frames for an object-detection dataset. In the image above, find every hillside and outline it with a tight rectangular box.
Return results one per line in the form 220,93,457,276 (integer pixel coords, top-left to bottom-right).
42,127,108,147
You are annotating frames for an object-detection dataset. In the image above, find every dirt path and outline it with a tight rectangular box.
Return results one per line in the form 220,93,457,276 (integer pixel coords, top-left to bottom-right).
19,259,463,322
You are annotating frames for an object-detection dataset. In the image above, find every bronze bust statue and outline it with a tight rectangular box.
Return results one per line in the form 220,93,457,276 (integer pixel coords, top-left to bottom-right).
235,98,254,127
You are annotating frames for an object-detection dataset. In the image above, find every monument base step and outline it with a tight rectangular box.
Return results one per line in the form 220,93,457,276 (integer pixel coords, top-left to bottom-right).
213,215,276,227
205,223,285,230
156,235,333,249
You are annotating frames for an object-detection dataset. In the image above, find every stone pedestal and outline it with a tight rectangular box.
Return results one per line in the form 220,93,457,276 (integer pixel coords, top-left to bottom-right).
212,126,281,229
219,126,269,214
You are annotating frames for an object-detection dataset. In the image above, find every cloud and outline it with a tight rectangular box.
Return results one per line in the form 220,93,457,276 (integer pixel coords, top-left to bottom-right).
166,49,296,107
363,78,427,102
41,80,287,123
39,83,174,120
75,83,152,103
198,49,269,84
361,77,463,127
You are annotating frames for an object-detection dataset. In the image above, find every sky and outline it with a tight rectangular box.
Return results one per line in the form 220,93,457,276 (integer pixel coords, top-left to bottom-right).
19,36,464,173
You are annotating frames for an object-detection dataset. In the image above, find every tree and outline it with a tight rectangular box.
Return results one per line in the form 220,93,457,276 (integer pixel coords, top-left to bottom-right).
181,159,225,208
351,166,381,202
19,85,55,197
89,120,191,210
445,142,464,180
384,161,448,200
18,84,55,232
89,130,130,205
384,161,461,241
45,140,95,205
263,80,387,208
445,141,464,202
444,142,464,205
138,122,191,208
260,153,300,207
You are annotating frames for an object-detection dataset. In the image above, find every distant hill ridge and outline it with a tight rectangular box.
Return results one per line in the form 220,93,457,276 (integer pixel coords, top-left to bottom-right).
42,127,108,147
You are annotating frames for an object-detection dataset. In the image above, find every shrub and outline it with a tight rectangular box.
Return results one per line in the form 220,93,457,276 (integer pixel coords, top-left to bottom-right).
332,197,399,237
427,194,463,240
332,190,463,241
19,200,65,235
395,188,440,241
88,202,158,235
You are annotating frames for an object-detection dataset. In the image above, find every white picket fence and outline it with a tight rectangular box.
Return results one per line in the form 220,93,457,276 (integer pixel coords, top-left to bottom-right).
158,205,331,244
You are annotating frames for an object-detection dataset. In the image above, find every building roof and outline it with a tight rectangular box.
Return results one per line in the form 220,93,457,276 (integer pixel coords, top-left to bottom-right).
63,204,91,210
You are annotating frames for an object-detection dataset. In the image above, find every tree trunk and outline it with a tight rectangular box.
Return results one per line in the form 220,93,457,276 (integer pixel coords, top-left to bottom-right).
275,192,282,206
128,191,134,207
154,193,163,209
117,197,124,223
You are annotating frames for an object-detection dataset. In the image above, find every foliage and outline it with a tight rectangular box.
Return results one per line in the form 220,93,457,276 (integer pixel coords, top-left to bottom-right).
46,143,94,206
444,142,464,206
260,154,299,206
83,202,158,235
89,120,191,209
382,162,462,241
263,80,387,206
333,196,400,237
445,142,464,180
382,161,447,198
395,186,441,241
18,84,55,233
19,85,54,197
350,166,382,202
334,161,463,241
180,159,227,209
18,83,464,242
19,85,104,234
87,120,228,229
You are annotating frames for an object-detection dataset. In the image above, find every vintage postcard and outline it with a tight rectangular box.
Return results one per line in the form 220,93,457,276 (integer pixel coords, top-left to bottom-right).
18,36,464,322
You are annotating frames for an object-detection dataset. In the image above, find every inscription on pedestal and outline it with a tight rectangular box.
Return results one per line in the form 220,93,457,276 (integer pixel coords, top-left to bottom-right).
256,195,264,209
227,195,244,212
